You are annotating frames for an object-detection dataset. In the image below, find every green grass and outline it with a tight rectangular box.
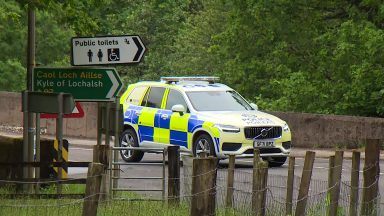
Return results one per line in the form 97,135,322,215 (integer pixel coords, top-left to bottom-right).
0,185,360,216
0,185,192,216
0,188,255,216
0,184,86,195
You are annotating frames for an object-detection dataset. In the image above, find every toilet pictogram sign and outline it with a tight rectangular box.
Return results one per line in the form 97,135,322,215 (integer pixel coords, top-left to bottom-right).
71,35,146,66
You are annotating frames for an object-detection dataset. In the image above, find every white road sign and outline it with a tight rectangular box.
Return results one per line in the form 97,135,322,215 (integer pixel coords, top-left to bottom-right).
71,35,146,66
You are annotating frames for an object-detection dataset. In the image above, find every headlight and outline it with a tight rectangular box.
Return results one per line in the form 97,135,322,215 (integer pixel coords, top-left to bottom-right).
283,123,290,132
215,124,240,133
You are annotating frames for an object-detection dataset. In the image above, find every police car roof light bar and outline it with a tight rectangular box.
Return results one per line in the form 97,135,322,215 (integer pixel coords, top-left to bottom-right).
161,76,220,84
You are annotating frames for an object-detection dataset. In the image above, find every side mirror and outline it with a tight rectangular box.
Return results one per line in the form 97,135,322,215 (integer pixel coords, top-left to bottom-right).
250,103,258,110
171,104,186,115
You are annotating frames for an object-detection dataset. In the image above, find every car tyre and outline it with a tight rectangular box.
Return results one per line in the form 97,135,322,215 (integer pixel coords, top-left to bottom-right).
266,157,287,167
119,128,144,162
193,133,216,157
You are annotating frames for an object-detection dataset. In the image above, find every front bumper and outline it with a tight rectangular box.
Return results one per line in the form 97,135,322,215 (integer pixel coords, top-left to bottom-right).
218,144,291,158
221,147,290,158
215,128,292,158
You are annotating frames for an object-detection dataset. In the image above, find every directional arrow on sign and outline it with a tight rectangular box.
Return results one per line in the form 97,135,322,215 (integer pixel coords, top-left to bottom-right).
106,70,120,98
32,67,123,101
71,35,146,66
132,36,145,62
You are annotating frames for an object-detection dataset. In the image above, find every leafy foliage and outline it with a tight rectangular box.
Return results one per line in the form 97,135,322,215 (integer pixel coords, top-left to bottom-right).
0,0,383,117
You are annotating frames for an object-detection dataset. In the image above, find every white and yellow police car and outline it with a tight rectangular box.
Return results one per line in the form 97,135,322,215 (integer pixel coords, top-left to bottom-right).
119,77,292,167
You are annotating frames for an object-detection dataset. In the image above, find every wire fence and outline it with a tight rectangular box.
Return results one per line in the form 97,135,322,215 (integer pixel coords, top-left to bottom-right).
0,176,89,216
178,159,382,216
0,157,382,216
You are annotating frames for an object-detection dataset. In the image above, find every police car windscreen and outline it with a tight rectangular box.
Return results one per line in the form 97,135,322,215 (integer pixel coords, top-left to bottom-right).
186,91,253,111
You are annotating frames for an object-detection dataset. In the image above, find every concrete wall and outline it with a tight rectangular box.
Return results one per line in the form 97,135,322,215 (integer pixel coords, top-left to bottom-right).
270,111,384,148
1,91,383,148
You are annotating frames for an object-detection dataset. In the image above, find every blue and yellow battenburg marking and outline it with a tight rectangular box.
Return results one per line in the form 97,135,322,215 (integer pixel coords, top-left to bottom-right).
124,105,221,152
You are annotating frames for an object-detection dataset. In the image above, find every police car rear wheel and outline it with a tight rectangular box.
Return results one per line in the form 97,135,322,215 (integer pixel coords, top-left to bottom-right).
120,129,144,162
266,157,287,167
193,134,215,157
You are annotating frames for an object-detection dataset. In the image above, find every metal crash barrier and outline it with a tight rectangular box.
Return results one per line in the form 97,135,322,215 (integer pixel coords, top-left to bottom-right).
109,147,166,199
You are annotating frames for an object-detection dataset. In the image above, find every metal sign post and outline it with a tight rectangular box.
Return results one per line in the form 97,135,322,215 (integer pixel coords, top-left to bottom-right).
56,93,64,195
97,103,103,146
22,91,75,195
35,112,40,194
26,4,36,193
22,92,29,192
112,97,121,197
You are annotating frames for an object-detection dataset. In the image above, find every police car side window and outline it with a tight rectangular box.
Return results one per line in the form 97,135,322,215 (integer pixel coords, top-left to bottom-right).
142,87,165,108
126,86,147,105
166,89,189,112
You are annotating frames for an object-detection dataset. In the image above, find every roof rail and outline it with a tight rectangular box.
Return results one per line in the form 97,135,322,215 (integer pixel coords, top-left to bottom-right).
161,76,220,84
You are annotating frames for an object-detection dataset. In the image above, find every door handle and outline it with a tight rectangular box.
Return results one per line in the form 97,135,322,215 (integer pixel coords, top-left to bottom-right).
161,114,168,119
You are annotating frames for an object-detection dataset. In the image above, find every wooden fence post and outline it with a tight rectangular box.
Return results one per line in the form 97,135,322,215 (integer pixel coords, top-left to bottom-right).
226,154,235,208
252,149,261,214
327,156,335,190
286,156,295,216
181,155,193,199
326,155,335,213
168,145,180,206
255,161,268,216
252,149,269,216
82,163,104,216
349,151,360,216
93,145,109,165
93,145,109,201
190,157,218,216
295,151,315,216
361,139,380,215
328,151,344,216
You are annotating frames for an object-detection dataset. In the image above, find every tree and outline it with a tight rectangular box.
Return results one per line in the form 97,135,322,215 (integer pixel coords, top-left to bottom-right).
0,59,26,91
1,0,383,117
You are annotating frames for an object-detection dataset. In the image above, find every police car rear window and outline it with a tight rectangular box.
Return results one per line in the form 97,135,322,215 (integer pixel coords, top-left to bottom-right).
142,87,165,108
186,91,252,111
126,86,147,105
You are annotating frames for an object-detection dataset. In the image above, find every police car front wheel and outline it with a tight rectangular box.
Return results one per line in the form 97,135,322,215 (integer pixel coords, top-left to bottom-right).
119,128,144,162
193,134,216,157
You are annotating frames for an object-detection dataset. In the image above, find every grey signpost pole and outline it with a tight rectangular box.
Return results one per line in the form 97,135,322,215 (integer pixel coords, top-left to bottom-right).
35,112,40,194
97,103,102,146
56,93,64,195
104,102,111,199
26,4,36,192
22,91,29,191
105,102,110,147
113,97,121,197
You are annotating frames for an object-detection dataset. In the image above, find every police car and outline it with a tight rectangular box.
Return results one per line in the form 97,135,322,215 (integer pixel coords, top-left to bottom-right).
119,77,292,167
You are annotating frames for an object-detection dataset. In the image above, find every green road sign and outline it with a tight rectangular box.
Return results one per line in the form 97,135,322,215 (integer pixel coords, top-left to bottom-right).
32,67,123,101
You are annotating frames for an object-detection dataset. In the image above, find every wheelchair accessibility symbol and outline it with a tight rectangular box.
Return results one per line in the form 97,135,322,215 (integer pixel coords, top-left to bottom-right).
107,48,120,62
